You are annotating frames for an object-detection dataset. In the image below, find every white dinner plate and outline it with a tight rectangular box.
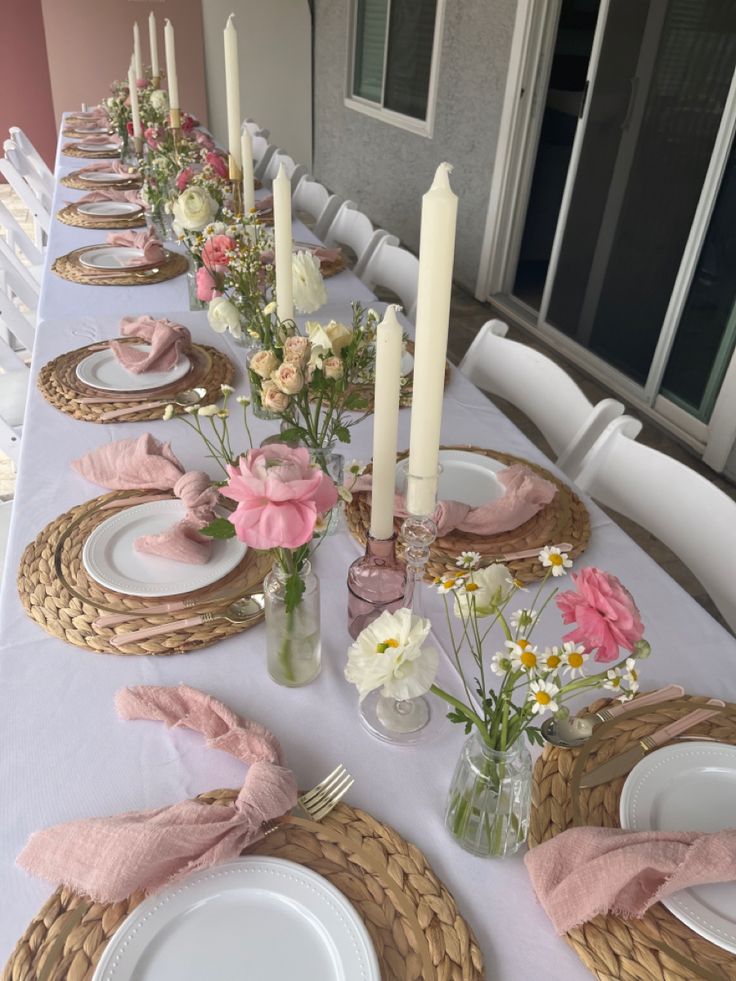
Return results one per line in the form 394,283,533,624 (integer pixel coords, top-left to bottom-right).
76,345,191,392
76,201,142,218
620,741,736,953
79,246,154,270
92,857,381,981
82,500,247,597
395,448,506,507
78,141,120,152
400,349,413,375
79,171,132,184
71,126,109,135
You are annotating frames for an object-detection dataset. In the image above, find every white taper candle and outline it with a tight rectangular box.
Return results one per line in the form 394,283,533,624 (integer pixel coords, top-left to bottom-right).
370,305,403,539
133,22,143,80
224,14,242,171
164,19,179,110
148,12,159,78
128,66,142,138
273,163,294,323
406,163,458,515
241,129,255,212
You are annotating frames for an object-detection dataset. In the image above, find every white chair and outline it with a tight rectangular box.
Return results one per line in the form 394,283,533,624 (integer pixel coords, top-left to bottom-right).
0,329,30,465
242,119,270,140
458,320,626,479
260,149,307,189
3,139,52,213
0,498,13,583
0,236,41,312
322,200,397,278
361,238,420,321
0,199,44,278
8,127,54,199
575,416,736,633
0,146,51,245
291,177,343,239
0,263,37,354
252,136,276,180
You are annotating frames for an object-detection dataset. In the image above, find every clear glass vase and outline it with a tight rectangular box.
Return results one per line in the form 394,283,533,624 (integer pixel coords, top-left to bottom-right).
309,444,344,537
187,263,206,311
264,560,321,687
445,732,532,858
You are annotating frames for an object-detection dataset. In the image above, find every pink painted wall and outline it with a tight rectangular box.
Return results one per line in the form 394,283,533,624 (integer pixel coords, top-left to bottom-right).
0,0,57,171
40,0,208,128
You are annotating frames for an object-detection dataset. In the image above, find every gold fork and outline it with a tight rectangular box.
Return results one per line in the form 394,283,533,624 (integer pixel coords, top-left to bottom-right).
262,764,354,835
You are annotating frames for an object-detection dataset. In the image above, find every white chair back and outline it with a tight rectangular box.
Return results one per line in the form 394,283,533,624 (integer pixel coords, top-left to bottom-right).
361,238,420,321
261,149,307,189
3,139,52,212
0,328,30,465
458,320,625,477
252,137,275,180
0,150,51,245
0,199,44,270
0,235,41,308
291,178,342,239
0,264,36,352
242,119,269,140
322,200,396,277
8,127,54,197
0,499,13,584
575,417,736,633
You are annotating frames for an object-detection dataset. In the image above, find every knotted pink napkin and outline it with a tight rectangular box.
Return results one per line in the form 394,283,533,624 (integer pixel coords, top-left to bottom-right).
17,685,298,903
78,161,133,175
75,133,121,146
260,243,341,267
70,119,109,131
106,228,166,265
110,314,191,374
72,189,143,206
525,826,736,935
354,463,556,536
72,434,219,563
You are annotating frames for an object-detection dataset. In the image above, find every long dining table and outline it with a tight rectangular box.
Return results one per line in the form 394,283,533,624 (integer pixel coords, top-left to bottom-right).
2,117,736,979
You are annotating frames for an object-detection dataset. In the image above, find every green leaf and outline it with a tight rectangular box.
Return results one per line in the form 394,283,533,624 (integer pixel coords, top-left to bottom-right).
284,570,305,614
199,517,236,540
334,424,351,443
277,427,304,445
344,392,369,411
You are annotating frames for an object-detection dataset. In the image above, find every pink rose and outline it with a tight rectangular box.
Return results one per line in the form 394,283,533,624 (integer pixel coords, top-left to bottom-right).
181,113,198,134
261,380,290,414
272,362,304,395
194,130,215,151
196,266,219,302
556,568,645,663
323,356,343,380
202,234,236,270
283,335,310,365
126,121,134,136
176,167,195,191
222,444,338,550
136,78,149,90
144,126,161,149
250,349,279,379
206,151,229,180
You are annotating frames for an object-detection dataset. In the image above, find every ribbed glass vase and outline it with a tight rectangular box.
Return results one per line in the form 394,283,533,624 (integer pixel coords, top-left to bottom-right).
444,732,532,858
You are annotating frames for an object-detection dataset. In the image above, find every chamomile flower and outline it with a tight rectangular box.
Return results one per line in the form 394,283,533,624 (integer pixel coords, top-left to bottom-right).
561,642,588,678
220,383,234,395
162,403,175,421
198,404,220,417
236,395,251,406
540,646,563,672
456,551,481,570
263,300,277,316
435,575,464,595
510,608,536,635
539,546,573,576
506,575,528,592
347,460,366,477
603,667,624,693
623,657,640,694
528,679,560,716
506,638,539,672
490,652,512,676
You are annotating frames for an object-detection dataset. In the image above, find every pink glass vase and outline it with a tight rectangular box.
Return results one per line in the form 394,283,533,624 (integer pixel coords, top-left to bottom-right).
347,535,406,640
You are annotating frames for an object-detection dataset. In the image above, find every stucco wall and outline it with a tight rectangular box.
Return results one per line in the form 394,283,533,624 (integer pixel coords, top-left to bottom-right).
312,0,516,291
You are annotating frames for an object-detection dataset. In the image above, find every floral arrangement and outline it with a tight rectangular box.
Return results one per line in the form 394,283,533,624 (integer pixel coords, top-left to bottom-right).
105,78,170,149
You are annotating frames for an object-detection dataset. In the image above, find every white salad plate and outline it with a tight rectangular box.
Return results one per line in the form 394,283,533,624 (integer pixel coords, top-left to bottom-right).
72,126,109,135
395,448,506,507
78,141,120,152
79,246,153,271
620,741,736,953
82,500,247,597
76,345,190,392
79,171,132,184
91,857,381,981
77,201,141,218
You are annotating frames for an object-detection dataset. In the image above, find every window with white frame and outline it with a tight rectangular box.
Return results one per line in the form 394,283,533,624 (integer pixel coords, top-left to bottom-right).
347,0,444,135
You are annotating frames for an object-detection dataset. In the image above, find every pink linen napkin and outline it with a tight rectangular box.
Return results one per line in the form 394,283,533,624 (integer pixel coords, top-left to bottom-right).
17,685,298,903
110,315,191,374
72,434,219,564
74,133,121,147
525,826,736,935
353,463,557,536
255,194,274,214
78,161,133,175
69,119,109,132
72,189,143,207
105,228,166,265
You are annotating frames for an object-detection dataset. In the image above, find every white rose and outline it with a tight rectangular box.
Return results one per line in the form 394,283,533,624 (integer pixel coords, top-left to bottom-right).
454,564,512,618
207,296,242,337
323,320,352,354
305,320,333,372
149,89,168,112
292,251,327,314
172,186,218,231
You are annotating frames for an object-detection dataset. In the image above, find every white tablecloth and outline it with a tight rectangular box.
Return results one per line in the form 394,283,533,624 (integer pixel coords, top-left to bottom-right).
2,120,736,978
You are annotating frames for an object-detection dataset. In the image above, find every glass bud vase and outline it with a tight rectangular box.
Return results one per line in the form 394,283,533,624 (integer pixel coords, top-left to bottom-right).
347,535,406,639
187,262,206,311
245,346,279,421
264,560,321,687
445,732,532,858
309,445,344,537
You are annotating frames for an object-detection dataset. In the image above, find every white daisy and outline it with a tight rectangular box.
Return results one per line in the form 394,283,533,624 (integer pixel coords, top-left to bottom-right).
623,657,640,694
506,638,539,672
528,679,560,716
561,642,588,678
539,546,573,577
540,646,563,673
603,667,624,692
510,608,536,635
236,395,251,406
506,574,529,593
220,384,234,395
162,404,174,421
456,551,481,570
490,652,511,676
347,459,366,476
435,575,464,595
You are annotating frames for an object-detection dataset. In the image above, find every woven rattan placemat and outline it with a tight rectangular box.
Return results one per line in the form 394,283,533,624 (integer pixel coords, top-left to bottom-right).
56,204,146,230
18,490,271,656
1,797,484,981
52,246,188,287
529,694,736,981
37,340,234,423
61,171,142,191
346,446,590,582
61,143,121,159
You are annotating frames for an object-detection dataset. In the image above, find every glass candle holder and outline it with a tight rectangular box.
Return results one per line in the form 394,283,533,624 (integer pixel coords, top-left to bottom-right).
399,466,440,616
347,534,407,639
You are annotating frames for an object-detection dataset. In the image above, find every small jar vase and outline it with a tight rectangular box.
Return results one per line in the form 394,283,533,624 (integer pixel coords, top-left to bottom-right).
264,560,321,687
245,345,279,420
309,444,344,537
347,535,406,639
445,732,532,858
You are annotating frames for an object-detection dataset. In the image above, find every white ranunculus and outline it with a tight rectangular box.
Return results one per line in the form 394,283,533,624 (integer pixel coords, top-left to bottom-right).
149,88,168,113
344,608,438,701
323,320,353,354
454,563,512,619
207,296,242,338
172,186,218,232
292,251,327,314
305,321,333,372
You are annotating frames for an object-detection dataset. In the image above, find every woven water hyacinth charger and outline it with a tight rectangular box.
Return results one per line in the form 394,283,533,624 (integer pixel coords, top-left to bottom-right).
61,143,121,159
61,171,142,191
17,490,271,656
1,798,484,981
56,205,146,230
529,694,736,981
37,341,234,424
345,446,590,582
52,247,188,287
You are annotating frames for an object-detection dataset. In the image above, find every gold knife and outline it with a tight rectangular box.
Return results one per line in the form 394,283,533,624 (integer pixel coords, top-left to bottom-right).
579,699,724,788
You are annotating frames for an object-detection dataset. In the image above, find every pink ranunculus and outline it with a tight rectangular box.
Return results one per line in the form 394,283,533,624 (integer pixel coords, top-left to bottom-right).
206,151,229,180
176,167,195,191
194,130,215,151
136,78,149,90
556,568,645,663
221,445,338,550
126,121,134,136
181,113,198,134
144,126,161,149
195,266,219,302
201,234,235,270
